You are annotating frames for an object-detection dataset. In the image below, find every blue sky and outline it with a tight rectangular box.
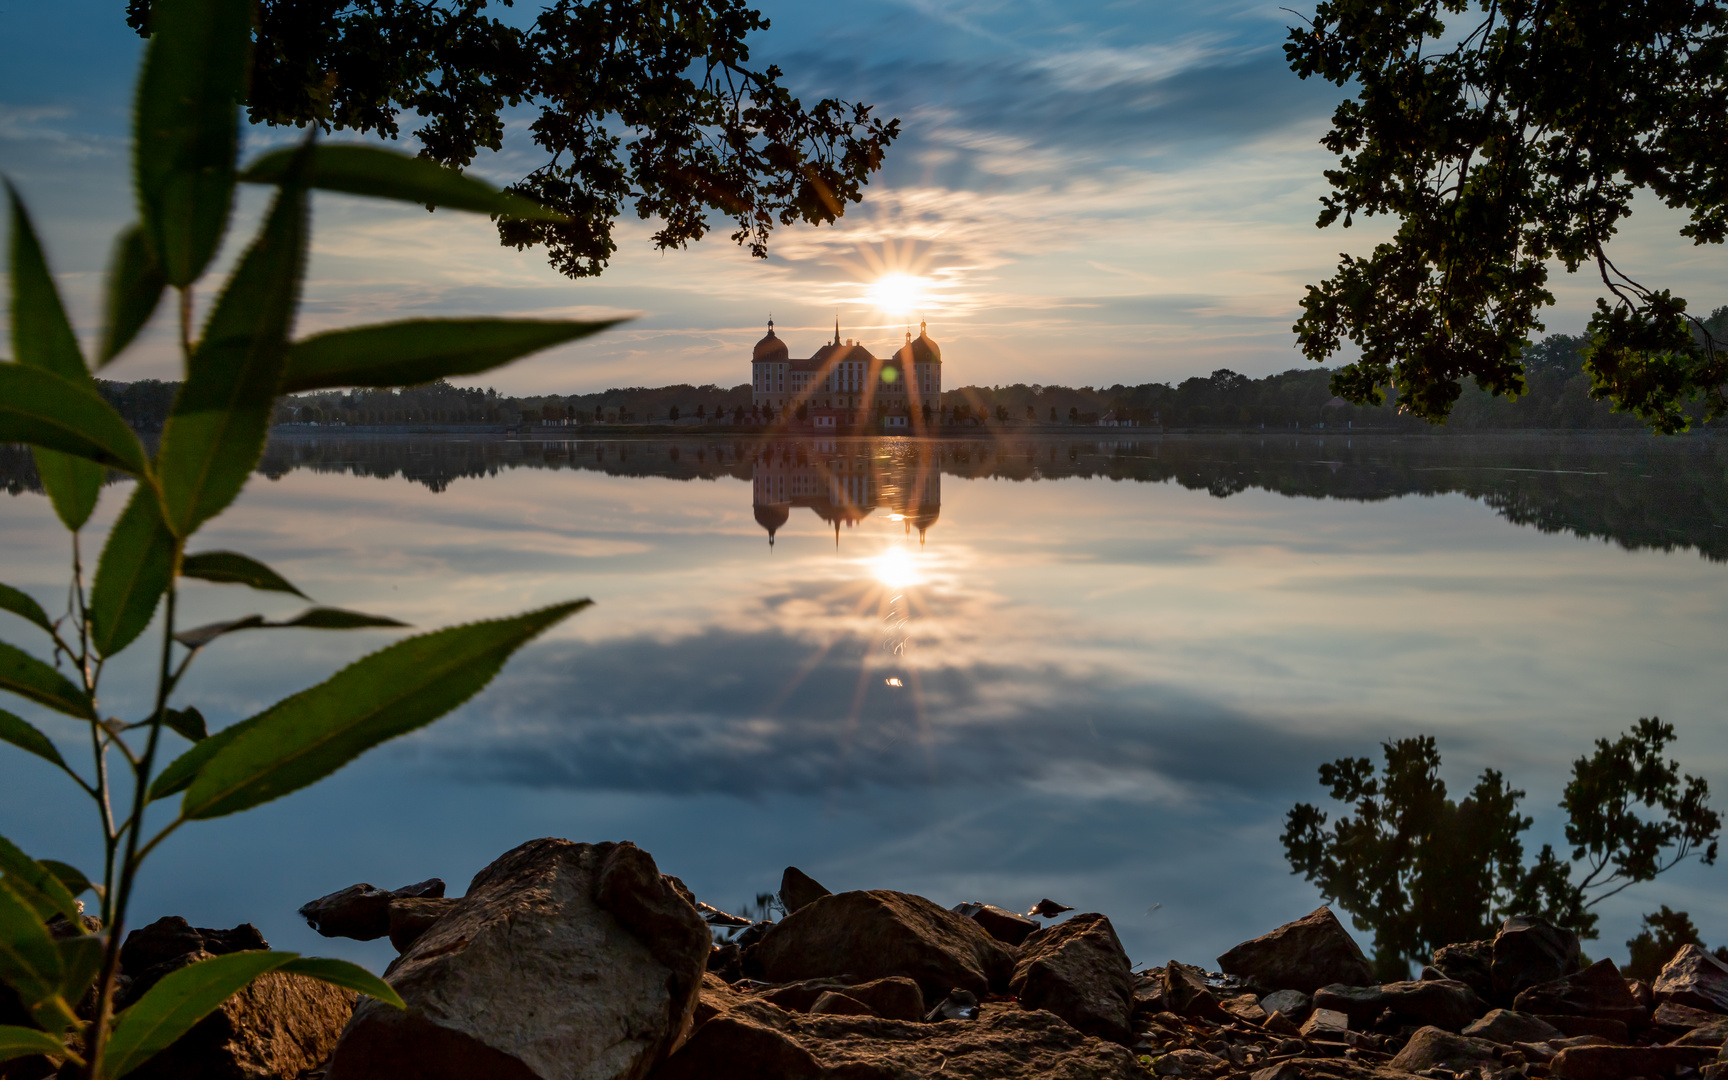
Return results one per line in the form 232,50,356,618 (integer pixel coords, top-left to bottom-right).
2,0,1724,394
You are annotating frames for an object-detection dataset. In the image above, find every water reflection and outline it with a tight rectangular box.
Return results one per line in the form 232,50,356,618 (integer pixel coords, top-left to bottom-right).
751,440,941,547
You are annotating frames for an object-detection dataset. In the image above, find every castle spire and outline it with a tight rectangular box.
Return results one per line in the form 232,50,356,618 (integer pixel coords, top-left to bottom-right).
834,316,841,346
767,313,774,334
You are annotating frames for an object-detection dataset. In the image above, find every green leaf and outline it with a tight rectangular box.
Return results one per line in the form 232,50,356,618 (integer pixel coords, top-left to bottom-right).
183,599,590,819
100,224,168,365
101,951,294,1080
149,717,254,802
173,616,265,650
180,551,306,598
0,365,153,478
281,318,622,394
37,861,99,902
0,1025,67,1067
55,932,103,1016
0,836,83,926
0,643,92,720
0,585,52,634
276,608,408,630
240,144,567,222
0,880,64,1022
154,165,308,538
132,0,252,287
89,485,178,659
277,956,404,1008
162,706,207,742
0,709,69,771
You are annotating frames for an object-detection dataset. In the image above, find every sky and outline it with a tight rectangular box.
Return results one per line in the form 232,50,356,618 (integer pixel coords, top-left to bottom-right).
2,0,1725,395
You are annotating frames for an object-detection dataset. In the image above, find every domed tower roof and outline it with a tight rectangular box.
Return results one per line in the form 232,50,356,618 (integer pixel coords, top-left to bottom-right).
754,502,790,546
753,317,789,362
896,321,941,365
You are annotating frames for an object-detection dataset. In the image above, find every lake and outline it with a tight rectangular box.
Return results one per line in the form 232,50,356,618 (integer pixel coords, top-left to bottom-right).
4,431,1727,973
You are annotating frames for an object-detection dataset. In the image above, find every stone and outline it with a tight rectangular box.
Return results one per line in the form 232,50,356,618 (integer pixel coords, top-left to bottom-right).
844,977,924,1022
1626,978,1653,1011
1154,1048,1224,1076
120,916,269,972
1262,1011,1302,1036
1539,1015,1632,1042
1431,940,1496,1002
762,979,867,1013
297,878,446,941
1549,1044,1717,1080
655,999,1143,1080
1669,1019,1728,1047
123,970,357,1080
753,890,1017,1003
1162,963,1230,1024
780,867,831,915
1654,1001,1724,1032
926,989,981,1022
1313,979,1484,1031
1222,993,1268,1025
1514,960,1647,1024
1462,1009,1564,1045
1010,912,1135,1043
1492,916,1582,1004
1387,1026,1500,1073
1216,908,1375,994
385,896,460,953
735,920,774,948
708,942,743,983
1655,944,1728,1014
694,971,753,1026
809,991,875,1017
1300,1008,1351,1040
1026,899,1075,918
951,902,1040,947
1260,989,1312,1024
327,838,710,1080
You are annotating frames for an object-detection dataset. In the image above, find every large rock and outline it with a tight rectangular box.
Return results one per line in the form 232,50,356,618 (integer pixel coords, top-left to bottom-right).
1258,990,1311,1024
780,867,831,916
1387,1026,1500,1072
328,838,710,1080
1216,908,1373,994
1655,1000,1728,1033
120,916,269,972
1514,960,1647,1025
1492,916,1582,1004
1313,979,1484,1031
125,970,357,1080
952,902,1039,947
1430,940,1495,1001
753,890,1016,1003
1654,944,1728,1014
1010,912,1134,1043
1462,1008,1564,1045
1549,1044,1716,1080
652,999,1142,1080
1161,962,1230,1023
298,879,447,940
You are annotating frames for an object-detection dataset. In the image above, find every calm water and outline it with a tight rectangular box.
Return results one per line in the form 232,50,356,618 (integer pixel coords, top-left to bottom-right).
4,432,1728,972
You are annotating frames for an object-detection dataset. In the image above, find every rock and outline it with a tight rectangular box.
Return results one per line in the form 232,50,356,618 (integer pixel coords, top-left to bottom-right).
1549,1044,1717,1080
1669,1019,1728,1047
735,920,774,949
1162,962,1230,1023
298,878,446,941
1655,944,1728,1014
1259,989,1311,1024
809,991,875,1018
123,970,357,1080
1011,912,1134,1043
925,989,980,1022
780,867,831,916
1539,1015,1632,1042
844,977,924,1022
327,838,710,1080
753,890,1016,1003
385,896,460,953
1026,899,1074,919
1154,1048,1224,1076
1300,1008,1350,1040
655,999,1143,1080
1216,907,1375,994
1657,1001,1728,1032
120,916,269,972
1387,1026,1500,1072
694,972,753,1026
1221,993,1268,1025
1492,915,1582,1004
1313,979,1484,1031
696,902,752,928
1462,1008,1564,1045
1262,1011,1302,1036
952,902,1039,947
1626,978,1653,1012
708,943,742,983
1431,940,1496,1001
1514,960,1647,1024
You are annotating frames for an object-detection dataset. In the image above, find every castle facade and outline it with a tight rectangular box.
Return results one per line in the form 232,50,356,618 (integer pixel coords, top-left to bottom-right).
751,319,943,432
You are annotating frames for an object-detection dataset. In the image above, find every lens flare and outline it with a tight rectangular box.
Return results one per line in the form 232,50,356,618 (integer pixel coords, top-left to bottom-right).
869,273,929,315
872,547,920,588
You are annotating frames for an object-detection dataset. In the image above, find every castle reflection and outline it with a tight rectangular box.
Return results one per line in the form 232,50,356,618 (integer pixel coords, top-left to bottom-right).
750,440,942,547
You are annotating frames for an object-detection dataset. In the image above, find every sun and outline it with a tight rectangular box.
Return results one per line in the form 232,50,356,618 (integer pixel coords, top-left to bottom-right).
868,273,929,316
871,547,921,589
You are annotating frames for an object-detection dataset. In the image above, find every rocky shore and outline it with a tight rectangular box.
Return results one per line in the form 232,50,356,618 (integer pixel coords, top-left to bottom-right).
35,837,1728,1080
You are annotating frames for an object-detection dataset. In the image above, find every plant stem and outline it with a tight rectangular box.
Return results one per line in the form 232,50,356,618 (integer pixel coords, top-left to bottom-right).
85,578,179,1080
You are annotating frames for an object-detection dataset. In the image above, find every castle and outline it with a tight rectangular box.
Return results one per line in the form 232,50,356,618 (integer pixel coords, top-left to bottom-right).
751,319,943,432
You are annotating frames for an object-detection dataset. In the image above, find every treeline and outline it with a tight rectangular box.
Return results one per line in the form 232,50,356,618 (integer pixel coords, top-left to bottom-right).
82,325,1725,433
